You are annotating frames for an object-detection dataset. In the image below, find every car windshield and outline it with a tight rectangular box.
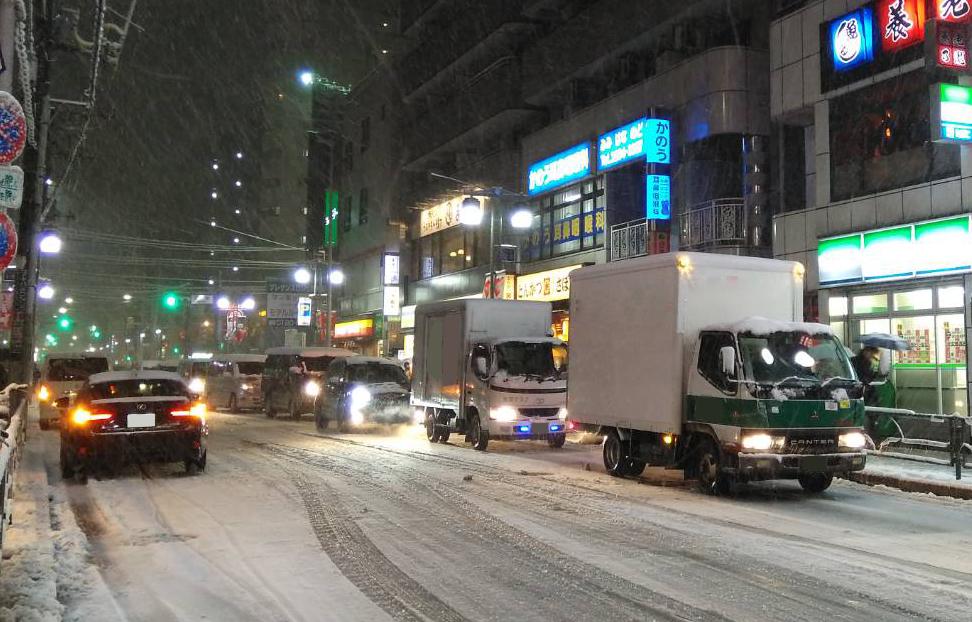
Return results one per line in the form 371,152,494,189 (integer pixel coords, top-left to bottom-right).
493,342,568,379
738,332,855,386
301,356,334,372
237,362,264,375
347,362,408,386
47,358,109,382
89,379,189,400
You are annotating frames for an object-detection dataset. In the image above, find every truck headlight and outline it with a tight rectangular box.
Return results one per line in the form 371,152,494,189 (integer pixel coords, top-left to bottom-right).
350,386,371,408
349,410,364,425
240,383,251,391
557,407,568,420
839,431,867,449
303,381,321,397
489,405,518,422
741,433,784,451
188,378,205,394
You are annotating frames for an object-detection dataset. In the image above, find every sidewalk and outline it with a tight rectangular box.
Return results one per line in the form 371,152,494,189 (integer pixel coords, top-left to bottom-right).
846,454,972,500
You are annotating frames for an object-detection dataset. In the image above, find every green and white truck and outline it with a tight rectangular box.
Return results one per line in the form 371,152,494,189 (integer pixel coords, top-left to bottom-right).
568,252,867,494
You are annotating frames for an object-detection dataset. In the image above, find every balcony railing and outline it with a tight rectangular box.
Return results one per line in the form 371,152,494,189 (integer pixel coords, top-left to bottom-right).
677,198,747,250
609,219,670,262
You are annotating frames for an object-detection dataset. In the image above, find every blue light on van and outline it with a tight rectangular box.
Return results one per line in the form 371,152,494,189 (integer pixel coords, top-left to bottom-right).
550,424,562,432
517,425,531,433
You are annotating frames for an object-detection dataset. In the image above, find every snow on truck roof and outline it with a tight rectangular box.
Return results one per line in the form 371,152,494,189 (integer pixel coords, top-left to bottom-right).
570,252,800,281
265,346,356,357
344,356,403,366
88,370,186,385
212,354,266,363
710,316,833,336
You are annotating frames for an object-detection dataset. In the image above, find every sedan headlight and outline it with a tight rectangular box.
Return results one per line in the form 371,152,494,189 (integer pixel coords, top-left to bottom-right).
557,407,568,420
489,405,518,422
740,433,785,451
303,381,321,397
350,386,371,408
240,383,251,391
839,431,867,449
188,378,205,394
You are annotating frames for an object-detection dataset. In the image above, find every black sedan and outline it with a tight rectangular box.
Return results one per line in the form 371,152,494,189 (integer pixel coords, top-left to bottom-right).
315,356,412,431
59,370,208,481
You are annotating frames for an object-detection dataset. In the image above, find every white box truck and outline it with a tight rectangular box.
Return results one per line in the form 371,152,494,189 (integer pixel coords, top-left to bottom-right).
412,299,568,450
569,252,867,494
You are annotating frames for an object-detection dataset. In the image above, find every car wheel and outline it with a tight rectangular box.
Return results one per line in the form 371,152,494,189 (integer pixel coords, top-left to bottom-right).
197,449,207,472
228,393,238,413
467,413,487,451
315,412,329,431
697,438,733,495
185,459,199,475
547,433,566,449
75,467,88,485
289,399,301,421
59,448,74,480
798,473,833,493
265,395,276,419
39,419,49,431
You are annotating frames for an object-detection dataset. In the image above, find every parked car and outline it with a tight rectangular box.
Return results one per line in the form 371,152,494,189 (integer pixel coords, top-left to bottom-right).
37,353,111,430
59,370,208,481
205,354,265,411
316,356,411,431
263,347,355,420
179,359,210,395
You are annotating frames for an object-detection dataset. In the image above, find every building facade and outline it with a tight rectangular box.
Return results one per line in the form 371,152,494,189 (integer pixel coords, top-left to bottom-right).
770,0,972,415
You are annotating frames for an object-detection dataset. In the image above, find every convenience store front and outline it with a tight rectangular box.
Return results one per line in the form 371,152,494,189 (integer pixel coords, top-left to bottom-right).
817,215,972,416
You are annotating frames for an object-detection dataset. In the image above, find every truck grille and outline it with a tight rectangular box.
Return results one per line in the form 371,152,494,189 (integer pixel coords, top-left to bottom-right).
785,431,838,454
518,407,560,418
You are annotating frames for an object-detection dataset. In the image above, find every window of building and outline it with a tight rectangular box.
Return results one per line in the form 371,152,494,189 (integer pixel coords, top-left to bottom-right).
524,179,605,262
411,227,482,281
360,117,371,153
830,72,960,202
358,188,369,225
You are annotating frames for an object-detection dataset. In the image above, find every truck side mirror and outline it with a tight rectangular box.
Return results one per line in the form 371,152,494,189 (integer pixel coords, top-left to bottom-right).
474,357,489,379
719,346,736,377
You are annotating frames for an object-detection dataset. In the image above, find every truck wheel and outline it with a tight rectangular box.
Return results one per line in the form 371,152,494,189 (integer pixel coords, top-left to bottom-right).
798,473,833,493
467,414,488,451
547,433,566,449
626,460,646,477
425,413,441,443
697,439,733,495
603,430,630,476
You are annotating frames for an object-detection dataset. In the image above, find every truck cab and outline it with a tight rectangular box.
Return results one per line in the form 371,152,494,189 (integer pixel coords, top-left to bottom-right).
684,320,867,493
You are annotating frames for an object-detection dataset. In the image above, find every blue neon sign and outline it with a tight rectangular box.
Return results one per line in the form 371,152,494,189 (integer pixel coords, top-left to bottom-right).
828,7,875,72
598,118,671,171
646,174,671,220
527,143,591,196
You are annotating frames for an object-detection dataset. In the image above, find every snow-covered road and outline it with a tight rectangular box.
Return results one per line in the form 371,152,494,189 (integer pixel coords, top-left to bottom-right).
26,411,972,621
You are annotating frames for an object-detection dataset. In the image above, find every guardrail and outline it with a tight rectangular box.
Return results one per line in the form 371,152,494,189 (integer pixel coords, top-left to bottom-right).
0,387,29,557
865,406,970,480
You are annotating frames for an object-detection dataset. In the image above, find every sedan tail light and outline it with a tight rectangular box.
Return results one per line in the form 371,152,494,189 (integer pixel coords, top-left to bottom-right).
37,385,51,402
70,406,113,425
172,402,207,419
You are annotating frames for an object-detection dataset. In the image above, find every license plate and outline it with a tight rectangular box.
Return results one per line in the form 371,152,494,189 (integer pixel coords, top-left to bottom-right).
800,455,827,473
127,413,156,428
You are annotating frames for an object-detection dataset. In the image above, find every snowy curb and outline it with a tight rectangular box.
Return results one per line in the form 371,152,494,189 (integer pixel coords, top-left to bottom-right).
844,471,972,501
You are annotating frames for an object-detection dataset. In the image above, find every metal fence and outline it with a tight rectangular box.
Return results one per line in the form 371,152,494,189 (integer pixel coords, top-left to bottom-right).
865,406,971,480
609,219,669,262
0,390,28,557
677,198,747,250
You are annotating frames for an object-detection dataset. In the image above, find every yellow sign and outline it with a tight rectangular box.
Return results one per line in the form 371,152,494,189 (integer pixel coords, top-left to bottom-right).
420,197,463,237
334,318,374,339
516,265,583,302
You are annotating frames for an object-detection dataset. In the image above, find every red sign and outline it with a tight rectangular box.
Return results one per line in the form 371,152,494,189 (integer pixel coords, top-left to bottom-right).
0,212,17,271
934,0,972,23
937,19,970,68
0,92,26,165
878,0,926,52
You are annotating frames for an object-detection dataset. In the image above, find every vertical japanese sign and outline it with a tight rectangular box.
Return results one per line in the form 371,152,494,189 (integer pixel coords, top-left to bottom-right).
877,0,925,52
382,252,400,316
646,175,671,220
0,165,22,209
928,18,971,70
934,0,972,23
323,191,339,248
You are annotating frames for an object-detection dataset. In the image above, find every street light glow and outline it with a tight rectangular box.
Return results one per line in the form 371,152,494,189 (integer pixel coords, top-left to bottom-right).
38,285,55,300
298,70,315,86
122,293,132,301
39,232,62,255
293,268,312,284
459,197,483,226
217,296,231,310
329,269,345,285
240,296,256,310
65,297,73,304
510,208,533,229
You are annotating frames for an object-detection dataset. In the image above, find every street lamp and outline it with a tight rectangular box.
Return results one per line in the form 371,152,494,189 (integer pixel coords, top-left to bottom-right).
293,267,312,284
328,269,345,285
39,232,62,255
216,296,231,310
298,70,315,87
458,197,483,226
122,293,132,301
510,208,533,230
38,284,55,300
239,296,256,311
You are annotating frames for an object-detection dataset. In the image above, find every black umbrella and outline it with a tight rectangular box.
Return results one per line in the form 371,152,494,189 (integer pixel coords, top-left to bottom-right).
855,333,910,351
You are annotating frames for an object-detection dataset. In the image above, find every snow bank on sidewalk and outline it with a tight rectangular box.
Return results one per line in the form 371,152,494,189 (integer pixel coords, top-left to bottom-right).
865,454,972,488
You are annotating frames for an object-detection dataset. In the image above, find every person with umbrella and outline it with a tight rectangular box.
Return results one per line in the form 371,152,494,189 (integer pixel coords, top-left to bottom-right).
854,333,910,438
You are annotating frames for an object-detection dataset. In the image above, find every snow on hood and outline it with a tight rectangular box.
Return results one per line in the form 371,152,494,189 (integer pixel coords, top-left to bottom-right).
708,316,833,337
492,370,566,387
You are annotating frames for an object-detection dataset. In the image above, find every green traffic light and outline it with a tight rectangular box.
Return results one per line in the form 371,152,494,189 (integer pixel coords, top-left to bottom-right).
162,292,180,310
56,315,73,331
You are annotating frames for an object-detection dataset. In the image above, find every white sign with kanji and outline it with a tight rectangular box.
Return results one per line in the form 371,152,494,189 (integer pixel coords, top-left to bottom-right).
0,165,23,210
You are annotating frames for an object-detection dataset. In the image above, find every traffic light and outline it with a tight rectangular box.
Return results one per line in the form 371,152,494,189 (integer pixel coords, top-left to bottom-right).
56,315,73,331
162,292,180,310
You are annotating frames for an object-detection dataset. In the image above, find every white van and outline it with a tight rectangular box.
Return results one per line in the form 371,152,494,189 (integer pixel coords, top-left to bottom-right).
37,353,111,429
206,354,266,411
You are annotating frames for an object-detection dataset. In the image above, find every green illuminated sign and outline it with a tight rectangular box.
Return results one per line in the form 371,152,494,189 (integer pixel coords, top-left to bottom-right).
323,191,340,248
932,83,972,143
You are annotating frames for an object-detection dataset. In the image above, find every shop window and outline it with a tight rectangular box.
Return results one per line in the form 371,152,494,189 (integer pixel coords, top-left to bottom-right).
828,296,848,317
829,71,960,202
852,293,889,315
938,285,965,309
441,228,466,273
893,289,932,312
937,314,967,416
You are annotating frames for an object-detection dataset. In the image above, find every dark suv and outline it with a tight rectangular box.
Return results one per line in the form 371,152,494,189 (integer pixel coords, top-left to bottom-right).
262,347,355,420
316,356,412,431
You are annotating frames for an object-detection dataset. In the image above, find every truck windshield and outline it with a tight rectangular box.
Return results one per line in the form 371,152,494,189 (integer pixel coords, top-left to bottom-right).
738,332,855,386
494,342,567,380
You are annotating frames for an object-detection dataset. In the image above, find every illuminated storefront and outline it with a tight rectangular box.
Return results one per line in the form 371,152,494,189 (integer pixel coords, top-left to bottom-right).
818,215,970,415
515,265,584,341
